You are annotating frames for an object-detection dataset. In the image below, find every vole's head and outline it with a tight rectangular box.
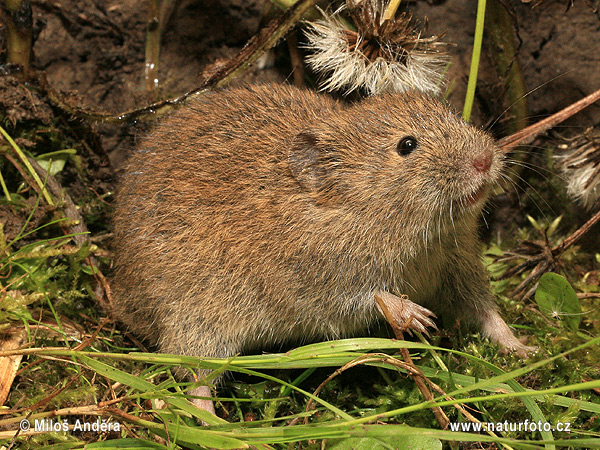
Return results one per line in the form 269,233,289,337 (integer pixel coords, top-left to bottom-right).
288,91,503,230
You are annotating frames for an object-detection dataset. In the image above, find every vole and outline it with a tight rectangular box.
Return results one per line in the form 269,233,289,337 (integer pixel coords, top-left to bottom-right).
113,83,531,412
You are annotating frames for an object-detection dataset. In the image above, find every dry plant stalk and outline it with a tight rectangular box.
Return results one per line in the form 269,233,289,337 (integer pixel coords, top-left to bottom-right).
42,0,319,124
374,293,449,429
300,293,497,433
2,0,33,77
498,87,600,152
300,352,418,425
0,329,27,406
498,209,600,299
305,0,448,95
374,295,511,438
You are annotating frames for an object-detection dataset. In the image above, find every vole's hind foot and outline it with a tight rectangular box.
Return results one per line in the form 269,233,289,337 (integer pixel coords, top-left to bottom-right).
496,333,538,358
480,309,537,358
374,291,437,337
503,340,538,358
187,384,217,425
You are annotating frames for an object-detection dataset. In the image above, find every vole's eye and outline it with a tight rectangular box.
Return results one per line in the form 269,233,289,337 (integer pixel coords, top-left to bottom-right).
397,136,418,156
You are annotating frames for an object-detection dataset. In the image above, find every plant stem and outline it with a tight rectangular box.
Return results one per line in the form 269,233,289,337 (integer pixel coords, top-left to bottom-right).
0,125,54,205
382,0,402,22
144,0,176,98
553,208,600,255
2,0,33,77
375,294,449,429
0,169,11,201
463,0,487,122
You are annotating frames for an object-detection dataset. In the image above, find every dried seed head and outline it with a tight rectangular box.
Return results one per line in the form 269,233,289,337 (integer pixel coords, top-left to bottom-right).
557,127,600,210
304,0,448,96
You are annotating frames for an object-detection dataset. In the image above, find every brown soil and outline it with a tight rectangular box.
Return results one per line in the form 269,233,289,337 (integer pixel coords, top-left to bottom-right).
1,1,599,237
3,0,599,160
412,0,600,129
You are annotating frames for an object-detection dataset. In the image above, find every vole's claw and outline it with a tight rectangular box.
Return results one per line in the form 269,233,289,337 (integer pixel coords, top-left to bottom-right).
374,290,438,337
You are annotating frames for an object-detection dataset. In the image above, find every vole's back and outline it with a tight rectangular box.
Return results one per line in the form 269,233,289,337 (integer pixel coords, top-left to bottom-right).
114,84,366,358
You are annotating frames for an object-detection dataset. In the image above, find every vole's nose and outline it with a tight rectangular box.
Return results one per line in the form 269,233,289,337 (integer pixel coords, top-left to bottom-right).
473,150,493,173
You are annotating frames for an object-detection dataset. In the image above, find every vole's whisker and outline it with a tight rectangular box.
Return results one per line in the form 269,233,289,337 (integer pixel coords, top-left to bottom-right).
487,70,572,132
500,170,554,220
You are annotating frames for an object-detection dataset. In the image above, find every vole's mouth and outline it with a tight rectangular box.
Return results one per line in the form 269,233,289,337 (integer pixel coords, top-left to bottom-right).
454,184,489,209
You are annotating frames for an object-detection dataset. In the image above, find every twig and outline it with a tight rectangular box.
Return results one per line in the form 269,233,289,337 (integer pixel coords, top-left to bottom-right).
577,292,600,299
374,294,449,429
301,353,417,425
374,299,504,438
287,30,305,87
499,209,600,299
499,87,600,152
553,208,600,254
27,373,82,412
0,403,114,429
42,0,319,124
2,152,42,199
73,317,112,352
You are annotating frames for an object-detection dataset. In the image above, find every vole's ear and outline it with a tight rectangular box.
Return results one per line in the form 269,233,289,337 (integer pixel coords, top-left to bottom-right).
288,131,327,192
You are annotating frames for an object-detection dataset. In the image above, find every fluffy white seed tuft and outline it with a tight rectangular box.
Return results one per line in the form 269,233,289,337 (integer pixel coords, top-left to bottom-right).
304,2,448,96
557,128,600,210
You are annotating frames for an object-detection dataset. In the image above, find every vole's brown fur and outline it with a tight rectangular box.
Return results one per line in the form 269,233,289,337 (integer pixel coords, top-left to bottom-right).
113,84,529,373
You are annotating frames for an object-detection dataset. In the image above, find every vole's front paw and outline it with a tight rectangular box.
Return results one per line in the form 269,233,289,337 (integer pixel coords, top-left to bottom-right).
374,290,437,336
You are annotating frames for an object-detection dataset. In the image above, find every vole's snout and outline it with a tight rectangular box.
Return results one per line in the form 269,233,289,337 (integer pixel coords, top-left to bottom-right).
472,149,493,173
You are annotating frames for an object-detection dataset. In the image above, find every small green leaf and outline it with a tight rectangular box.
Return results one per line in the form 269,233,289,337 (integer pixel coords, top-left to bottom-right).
37,158,66,176
526,214,540,230
484,244,507,278
36,149,76,176
535,272,582,330
547,215,563,237
83,438,169,449
81,264,99,275
327,436,442,450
